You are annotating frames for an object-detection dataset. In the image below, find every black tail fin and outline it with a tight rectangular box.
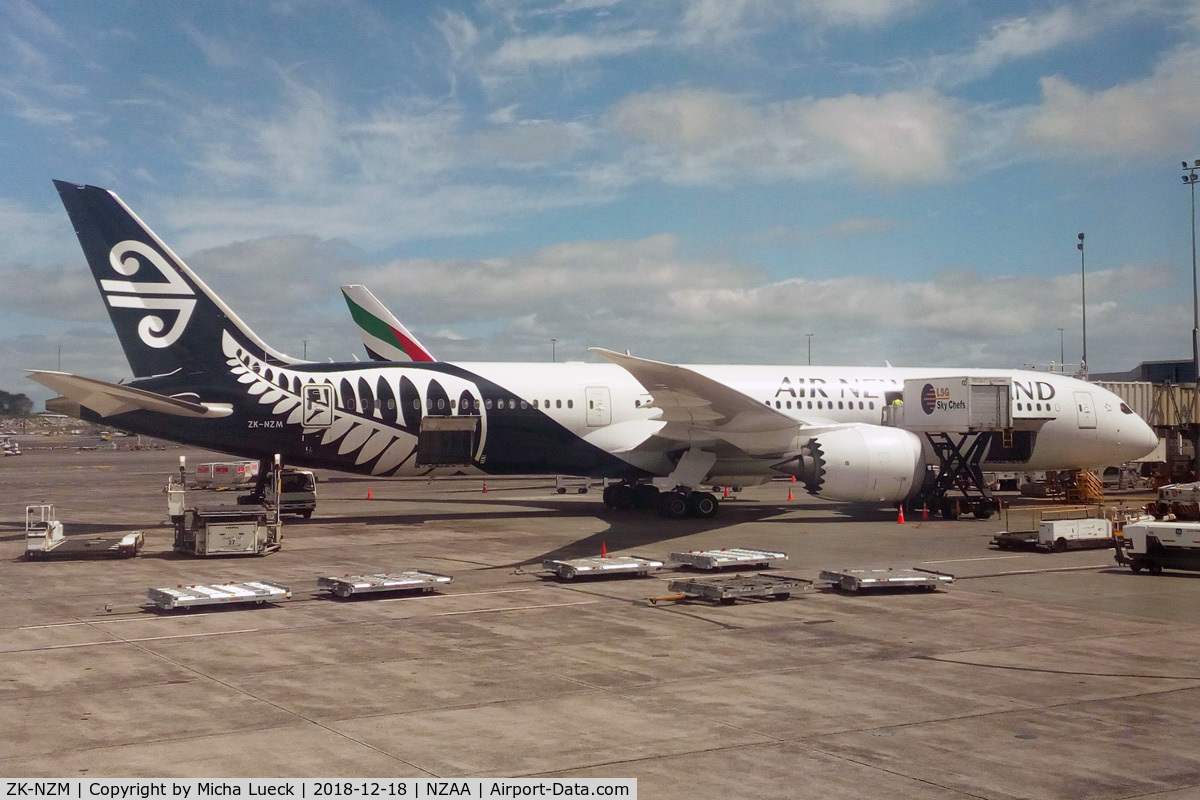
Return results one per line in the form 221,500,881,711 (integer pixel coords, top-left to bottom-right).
53,180,297,379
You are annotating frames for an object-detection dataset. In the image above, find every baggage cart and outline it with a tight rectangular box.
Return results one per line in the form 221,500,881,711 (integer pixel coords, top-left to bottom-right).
819,567,954,592
555,475,591,494
669,547,787,570
317,571,453,598
543,555,663,580
147,580,291,610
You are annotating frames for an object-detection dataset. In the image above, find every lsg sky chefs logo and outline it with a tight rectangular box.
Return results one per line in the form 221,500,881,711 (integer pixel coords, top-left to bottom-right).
921,383,939,414
921,382,967,415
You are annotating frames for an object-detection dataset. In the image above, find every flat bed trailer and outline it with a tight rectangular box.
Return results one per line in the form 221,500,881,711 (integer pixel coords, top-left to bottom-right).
543,555,664,580
669,547,787,570
317,571,453,598
147,580,291,610
656,574,810,604
820,567,954,592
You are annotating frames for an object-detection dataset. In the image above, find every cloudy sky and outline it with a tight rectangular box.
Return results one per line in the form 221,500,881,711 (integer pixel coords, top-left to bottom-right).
3,0,1200,405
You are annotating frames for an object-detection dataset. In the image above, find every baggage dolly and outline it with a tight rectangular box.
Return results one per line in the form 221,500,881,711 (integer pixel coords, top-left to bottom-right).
543,555,664,580
317,570,453,598
652,574,810,605
819,567,954,593
669,547,787,570
147,580,291,611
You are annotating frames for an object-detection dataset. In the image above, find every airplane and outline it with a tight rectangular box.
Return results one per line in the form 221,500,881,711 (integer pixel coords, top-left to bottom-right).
341,284,436,362
32,180,1159,520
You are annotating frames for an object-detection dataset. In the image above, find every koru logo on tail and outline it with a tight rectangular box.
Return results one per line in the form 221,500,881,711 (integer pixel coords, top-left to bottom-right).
101,240,196,348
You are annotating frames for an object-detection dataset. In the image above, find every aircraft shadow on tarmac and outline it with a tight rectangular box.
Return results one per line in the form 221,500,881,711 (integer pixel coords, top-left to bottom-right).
323,492,903,567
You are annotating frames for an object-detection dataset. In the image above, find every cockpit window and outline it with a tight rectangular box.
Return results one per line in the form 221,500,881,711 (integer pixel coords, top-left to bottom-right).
1120,402,1134,415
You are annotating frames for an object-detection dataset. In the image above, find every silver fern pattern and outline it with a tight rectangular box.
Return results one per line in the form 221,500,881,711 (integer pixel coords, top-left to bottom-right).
222,331,486,475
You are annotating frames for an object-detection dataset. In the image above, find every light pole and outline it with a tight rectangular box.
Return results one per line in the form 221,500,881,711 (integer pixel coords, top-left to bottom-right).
1077,232,1086,377
805,333,813,366
1183,159,1199,479
551,338,557,363
1056,327,1064,372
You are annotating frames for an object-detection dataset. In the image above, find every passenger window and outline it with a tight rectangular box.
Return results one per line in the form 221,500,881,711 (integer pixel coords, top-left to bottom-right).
786,401,792,409
838,401,843,409
567,400,573,409
556,400,562,409
521,400,527,409
868,402,874,410
485,399,493,410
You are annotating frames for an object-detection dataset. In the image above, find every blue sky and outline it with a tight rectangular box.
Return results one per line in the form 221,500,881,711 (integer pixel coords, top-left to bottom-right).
3,0,1200,404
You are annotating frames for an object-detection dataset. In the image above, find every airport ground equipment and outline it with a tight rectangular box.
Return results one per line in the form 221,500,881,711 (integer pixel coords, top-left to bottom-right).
555,475,591,494
543,555,664,580
169,456,283,555
669,547,787,570
886,376,1016,520
23,504,143,560
1147,482,1200,521
1116,521,1200,574
172,504,281,556
317,571,453,598
819,567,954,592
652,574,809,604
194,460,259,488
993,518,1114,552
147,580,291,610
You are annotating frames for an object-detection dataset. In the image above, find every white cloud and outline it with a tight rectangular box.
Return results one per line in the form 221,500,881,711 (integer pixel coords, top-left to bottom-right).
614,88,961,186
806,90,959,184
1024,47,1200,154
489,29,657,67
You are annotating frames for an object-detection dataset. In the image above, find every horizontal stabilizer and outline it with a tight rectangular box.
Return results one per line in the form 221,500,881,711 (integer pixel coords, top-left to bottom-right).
28,371,232,419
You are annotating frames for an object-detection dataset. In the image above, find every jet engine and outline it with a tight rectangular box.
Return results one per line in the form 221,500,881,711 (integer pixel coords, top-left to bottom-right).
777,426,926,503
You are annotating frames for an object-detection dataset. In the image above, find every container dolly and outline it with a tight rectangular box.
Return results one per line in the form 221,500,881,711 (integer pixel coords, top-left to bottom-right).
669,547,787,570
542,555,664,580
147,581,291,611
317,570,453,598
819,567,954,593
649,574,810,605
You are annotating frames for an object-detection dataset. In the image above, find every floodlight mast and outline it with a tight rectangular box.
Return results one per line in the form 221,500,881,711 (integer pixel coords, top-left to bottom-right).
1184,160,1200,480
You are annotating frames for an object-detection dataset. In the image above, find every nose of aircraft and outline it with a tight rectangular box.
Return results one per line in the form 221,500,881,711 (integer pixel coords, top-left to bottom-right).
1126,414,1160,461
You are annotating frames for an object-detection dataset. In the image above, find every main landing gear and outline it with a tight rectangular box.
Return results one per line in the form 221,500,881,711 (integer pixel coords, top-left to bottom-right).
602,482,719,519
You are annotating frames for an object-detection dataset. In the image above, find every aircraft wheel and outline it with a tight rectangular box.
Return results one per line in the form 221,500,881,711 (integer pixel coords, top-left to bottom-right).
657,491,690,519
688,491,719,519
632,483,660,510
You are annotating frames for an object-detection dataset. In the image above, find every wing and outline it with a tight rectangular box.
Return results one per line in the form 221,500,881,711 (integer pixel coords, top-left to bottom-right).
589,348,848,455
28,371,232,419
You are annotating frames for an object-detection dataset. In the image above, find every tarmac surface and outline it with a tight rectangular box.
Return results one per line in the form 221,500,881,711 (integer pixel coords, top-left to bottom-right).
3,444,1200,799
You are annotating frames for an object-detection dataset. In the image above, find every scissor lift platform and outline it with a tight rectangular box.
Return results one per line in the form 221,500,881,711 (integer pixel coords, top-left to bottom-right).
543,555,664,580
317,570,453,598
819,567,954,593
669,547,787,570
656,574,810,604
147,580,291,610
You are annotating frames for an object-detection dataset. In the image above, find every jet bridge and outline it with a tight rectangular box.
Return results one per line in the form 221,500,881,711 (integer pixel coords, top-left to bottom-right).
888,376,1014,519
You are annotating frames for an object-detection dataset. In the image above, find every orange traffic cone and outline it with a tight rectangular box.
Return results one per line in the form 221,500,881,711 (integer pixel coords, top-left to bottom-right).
897,504,906,524
366,487,373,500
787,485,794,502
722,486,730,499
601,542,608,558
482,480,488,493
921,503,929,521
